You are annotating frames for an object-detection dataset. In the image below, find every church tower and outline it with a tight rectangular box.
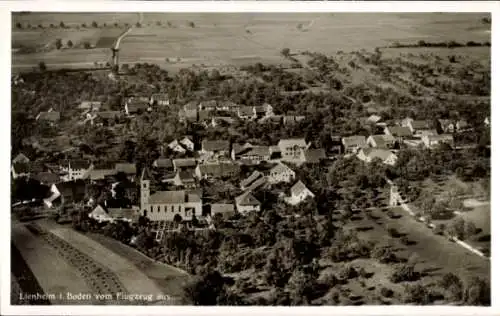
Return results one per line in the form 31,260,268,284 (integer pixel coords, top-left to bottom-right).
140,167,153,215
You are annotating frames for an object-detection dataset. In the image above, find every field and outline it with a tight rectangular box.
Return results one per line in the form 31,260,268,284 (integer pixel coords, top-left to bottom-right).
12,12,490,73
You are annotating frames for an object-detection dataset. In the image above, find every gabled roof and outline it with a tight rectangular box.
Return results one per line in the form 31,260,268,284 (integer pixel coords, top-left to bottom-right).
386,126,412,137
177,170,195,182
290,180,312,197
60,159,91,170
78,101,102,109
141,167,154,181
235,191,260,206
37,111,60,122
240,146,270,158
56,180,86,200
88,168,117,180
366,115,382,123
342,136,366,147
184,101,198,111
202,140,230,152
238,106,255,117
154,158,173,169
149,190,201,204
32,172,60,185
107,208,138,221
97,111,121,119
411,120,431,130
269,162,294,174
369,134,396,147
232,143,253,156
198,163,240,177
245,176,268,192
211,203,235,214
303,148,327,163
240,171,263,189
278,138,307,148
360,148,395,162
173,158,197,169
13,153,30,164
426,134,454,141
115,163,136,175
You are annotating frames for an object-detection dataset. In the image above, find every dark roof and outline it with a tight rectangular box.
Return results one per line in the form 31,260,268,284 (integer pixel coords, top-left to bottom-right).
148,190,201,204
240,146,270,158
342,136,366,147
238,106,255,117
198,110,211,121
141,167,154,181
56,180,86,201
386,126,412,137
33,172,60,185
369,134,395,147
127,100,149,113
107,208,138,221
202,140,230,152
60,159,91,170
411,120,431,130
12,161,46,174
13,153,30,164
88,168,117,180
245,176,268,192
177,170,196,182
97,111,121,119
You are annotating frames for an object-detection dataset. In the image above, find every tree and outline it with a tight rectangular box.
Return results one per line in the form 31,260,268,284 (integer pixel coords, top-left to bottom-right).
81,23,87,28
67,40,73,48
83,41,91,49
439,273,463,302
281,48,291,58
55,38,63,50
59,21,65,28
390,263,420,283
462,277,490,306
92,21,98,28
188,21,195,28
136,22,142,28
403,283,431,304
15,22,22,29
38,61,47,72
182,270,227,305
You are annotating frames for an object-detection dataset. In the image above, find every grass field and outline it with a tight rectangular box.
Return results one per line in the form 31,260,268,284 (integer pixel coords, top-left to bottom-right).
12,13,490,73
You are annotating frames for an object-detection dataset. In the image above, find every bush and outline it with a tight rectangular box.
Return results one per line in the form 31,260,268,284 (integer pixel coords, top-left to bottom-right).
371,245,399,264
380,287,394,298
390,264,420,283
337,265,358,281
462,277,490,306
403,283,431,304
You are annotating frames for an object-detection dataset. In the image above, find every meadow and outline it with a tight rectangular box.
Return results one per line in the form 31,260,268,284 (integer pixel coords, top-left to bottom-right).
12,12,490,73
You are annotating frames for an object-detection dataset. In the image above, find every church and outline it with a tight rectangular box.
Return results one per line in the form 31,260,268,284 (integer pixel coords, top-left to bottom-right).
140,168,202,221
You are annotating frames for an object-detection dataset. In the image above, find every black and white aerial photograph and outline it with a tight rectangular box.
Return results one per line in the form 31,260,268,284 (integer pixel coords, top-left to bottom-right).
8,6,492,312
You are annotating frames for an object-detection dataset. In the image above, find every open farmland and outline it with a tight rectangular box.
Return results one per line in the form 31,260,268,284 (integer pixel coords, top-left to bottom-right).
12,12,490,73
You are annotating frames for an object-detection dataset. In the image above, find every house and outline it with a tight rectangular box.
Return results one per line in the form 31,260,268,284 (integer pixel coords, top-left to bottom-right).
168,139,187,154
153,158,174,171
267,162,295,184
195,163,240,180
89,204,113,223
50,180,87,206
259,115,283,125
107,207,138,223
86,168,117,182
238,146,271,164
237,106,257,120
357,148,398,166
286,180,315,205
198,100,218,111
125,98,150,116
240,171,264,190
400,117,414,128
407,120,433,135
180,101,199,122
11,162,45,179
13,153,30,164
384,126,413,142
36,110,60,125
200,140,230,160
235,192,261,214
140,168,202,221
179,136,195,152
422,134,454,149
342,136,367,154
96,111,122,125
115,163,137,177
438,119,455,134
456,120,470,131
300,148,327,164
254,103,274,119
210,116,236,128
245,176,268,192
217,100,241,112
33,172,61,186
210,203,235,219
418,129,439,138
231,143,254,160
78,101,102,111
329,136,343,155
366,114,382,124
283,115,306,125
367,134,396,149
278,138,309,162
60,160,93,182
150,93,169,106
172,170,197,187
173,158,197,172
